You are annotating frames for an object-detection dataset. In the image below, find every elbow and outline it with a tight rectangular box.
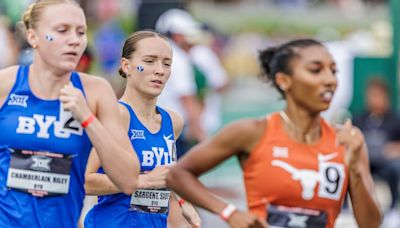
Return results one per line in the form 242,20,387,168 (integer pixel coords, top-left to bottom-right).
120,181,138,195
120,168,139,195
84,176,97,195
120,155,140,195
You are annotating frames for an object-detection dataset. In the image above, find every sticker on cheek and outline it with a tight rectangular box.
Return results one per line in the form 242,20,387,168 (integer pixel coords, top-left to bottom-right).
45,34,54,41
136,66,144,72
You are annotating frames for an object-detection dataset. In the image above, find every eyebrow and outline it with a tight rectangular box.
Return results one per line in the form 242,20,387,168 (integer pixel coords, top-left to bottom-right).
54,23,86,28
142,55,172,61
307,60,335,66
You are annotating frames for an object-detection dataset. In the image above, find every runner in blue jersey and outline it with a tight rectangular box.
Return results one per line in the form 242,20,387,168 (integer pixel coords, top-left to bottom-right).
84,31,201,228
0,1,140,227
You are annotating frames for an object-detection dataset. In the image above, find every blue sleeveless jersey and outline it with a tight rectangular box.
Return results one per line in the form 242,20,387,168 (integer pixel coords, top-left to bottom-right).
0,65,92,228
85,101,175,228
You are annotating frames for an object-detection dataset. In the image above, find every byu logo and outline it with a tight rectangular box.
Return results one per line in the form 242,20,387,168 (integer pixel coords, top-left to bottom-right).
17,114,83,139
131,130,145,140
8,94,28,108
31,156,52,172
142,147,171,167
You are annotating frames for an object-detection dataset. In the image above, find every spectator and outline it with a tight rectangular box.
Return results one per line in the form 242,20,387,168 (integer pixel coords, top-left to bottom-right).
155,8,207,158
353,78,400,211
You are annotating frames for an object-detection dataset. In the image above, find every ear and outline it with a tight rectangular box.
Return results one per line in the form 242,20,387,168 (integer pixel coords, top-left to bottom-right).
275,72,292,92
26,28,39,48
120,58,131,75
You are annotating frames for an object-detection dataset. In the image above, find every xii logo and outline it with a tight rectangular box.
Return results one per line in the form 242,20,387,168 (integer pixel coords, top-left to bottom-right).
31,156,52,172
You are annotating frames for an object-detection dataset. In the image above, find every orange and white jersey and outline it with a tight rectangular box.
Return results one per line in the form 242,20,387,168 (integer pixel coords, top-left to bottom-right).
243,113,349,228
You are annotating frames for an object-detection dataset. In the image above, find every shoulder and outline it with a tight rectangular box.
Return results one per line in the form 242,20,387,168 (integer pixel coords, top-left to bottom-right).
78,73,118,115
228,117,267,137
78,72,113,92
0,66,20,98
164,108,184,138
78,73,116,103
219,117,268,151
118,102,130,132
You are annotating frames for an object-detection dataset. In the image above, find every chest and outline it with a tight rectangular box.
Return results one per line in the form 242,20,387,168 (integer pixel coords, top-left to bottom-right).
0,97,89,155
250,143,348,203
129,125,175,171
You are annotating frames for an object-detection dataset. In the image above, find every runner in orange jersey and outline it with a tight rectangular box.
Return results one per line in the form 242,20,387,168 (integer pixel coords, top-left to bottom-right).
166,39,382,228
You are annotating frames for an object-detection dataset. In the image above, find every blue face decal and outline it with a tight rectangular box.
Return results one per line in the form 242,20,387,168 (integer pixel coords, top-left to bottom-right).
136,66,144,72
45,34,54,41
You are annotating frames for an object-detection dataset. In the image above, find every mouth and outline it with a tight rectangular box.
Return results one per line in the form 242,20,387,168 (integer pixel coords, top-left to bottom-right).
150,79,163,86
63,51,79,57
321,90,334,102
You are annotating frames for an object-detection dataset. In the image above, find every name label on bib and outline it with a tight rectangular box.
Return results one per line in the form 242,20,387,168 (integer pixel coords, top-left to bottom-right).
6,149,72,196
130,188,170,214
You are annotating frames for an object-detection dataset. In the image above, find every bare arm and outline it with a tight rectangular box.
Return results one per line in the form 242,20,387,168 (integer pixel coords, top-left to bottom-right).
348,143,382,227
85,105,177,195
0,66,18,107
173,193,201,228
167,118,267,227
337,121,382,228
85,148,171,195
60,76,139,194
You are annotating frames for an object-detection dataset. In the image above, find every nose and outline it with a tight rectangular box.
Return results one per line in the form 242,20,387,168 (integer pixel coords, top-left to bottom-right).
154,61,165,76
324,69,337,87
68,32,82,46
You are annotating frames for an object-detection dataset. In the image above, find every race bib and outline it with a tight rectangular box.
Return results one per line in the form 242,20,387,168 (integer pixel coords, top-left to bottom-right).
59,104,83,135
130,188,171,214
267,204,327,228
317,162,345,200
6,149,72,195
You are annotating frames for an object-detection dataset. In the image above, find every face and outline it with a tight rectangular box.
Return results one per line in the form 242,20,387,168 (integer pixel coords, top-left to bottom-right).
366,85,389,115
284,45,337,113
29,3,87,73
125,37,172,97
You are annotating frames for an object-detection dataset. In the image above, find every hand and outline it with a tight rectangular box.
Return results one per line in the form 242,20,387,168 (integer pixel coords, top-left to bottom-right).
335,119,364,168
227,211,268,228
59,82,92,123
142,165,170,189
181,201,201,228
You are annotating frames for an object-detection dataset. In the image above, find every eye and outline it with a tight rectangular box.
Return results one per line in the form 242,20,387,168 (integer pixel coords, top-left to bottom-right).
144,59,154,63
164,62,171,67
309,68,321,74
57,28,67,33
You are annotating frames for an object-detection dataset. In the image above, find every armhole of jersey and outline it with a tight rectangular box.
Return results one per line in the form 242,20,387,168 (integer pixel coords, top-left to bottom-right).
118,101,134,133
156,106,175,140
243,114,272,170
71,71,87,98
0,66,24,113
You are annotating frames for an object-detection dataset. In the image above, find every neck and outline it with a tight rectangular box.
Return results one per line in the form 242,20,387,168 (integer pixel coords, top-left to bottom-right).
120,87,158,121
280,109,321,144
29,63,72,99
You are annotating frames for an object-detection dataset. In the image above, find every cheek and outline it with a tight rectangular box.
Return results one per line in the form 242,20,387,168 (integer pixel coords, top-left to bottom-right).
292,77,319,97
